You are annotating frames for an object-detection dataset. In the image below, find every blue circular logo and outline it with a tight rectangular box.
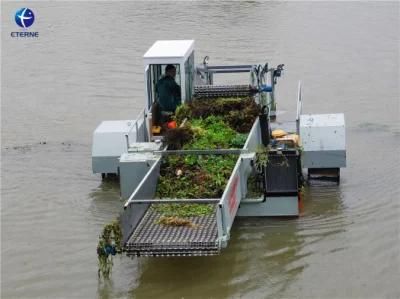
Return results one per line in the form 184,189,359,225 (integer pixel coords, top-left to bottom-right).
15,8,35,28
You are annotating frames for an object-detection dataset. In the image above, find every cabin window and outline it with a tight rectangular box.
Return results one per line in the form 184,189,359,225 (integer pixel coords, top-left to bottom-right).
147,64,181,109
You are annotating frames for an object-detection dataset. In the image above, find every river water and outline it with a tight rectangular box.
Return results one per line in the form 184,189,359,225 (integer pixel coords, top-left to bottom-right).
2,1,399,298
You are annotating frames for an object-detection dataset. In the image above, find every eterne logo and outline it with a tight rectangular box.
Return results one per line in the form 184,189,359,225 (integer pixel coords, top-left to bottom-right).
15,8,35,28
11,8,39,38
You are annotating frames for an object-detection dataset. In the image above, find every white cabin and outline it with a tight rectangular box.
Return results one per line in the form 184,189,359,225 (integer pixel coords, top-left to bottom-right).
143,40,195,111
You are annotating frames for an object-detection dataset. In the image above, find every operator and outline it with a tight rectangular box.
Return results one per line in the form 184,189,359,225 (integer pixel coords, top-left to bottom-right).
155,64,181,123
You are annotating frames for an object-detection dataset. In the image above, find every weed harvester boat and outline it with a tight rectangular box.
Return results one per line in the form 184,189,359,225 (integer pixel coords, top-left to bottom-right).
92,40,346,257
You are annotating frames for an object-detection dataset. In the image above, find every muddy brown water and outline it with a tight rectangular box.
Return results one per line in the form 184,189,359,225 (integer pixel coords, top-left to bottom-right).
2,1,399,298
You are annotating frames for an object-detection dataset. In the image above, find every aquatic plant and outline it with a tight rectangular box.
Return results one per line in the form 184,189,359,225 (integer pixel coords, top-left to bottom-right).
164,116,249,150
185,116,241,149
224,106,258,133
164,125,194,150
157,97,259,224
246,173,264,198
154,154,237,217
156,154,237,198
230,133,248,148
156,216,198,228
254,145,270,172
97,220,122,280
175,97,260,133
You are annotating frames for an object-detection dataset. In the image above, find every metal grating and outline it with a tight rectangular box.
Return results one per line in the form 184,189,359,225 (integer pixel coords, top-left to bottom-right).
125,204,220,257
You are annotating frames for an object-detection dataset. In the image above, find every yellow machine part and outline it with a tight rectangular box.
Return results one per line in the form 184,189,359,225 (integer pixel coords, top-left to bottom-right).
152,126,161,134
271,129,288,138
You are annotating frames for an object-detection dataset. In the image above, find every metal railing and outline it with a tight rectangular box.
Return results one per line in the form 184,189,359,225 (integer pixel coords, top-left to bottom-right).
296,81,303,134
125,108,147,150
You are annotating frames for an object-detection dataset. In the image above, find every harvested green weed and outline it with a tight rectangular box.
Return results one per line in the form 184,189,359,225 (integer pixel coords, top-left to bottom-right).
156,155,237,199
156,97,259,222
164,125,194,150
153,203,214,218
175,97,260,133
154,155,237,217
185,116,240,149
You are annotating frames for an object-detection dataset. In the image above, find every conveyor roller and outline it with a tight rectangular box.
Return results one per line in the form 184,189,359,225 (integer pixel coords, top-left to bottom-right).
194,84,258,99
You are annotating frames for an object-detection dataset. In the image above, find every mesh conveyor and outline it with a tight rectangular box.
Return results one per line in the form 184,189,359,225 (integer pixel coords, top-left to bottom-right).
125,204,219,257
194,84,257,98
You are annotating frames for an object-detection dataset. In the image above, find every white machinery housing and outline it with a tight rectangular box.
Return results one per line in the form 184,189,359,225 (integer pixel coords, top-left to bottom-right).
300,114,346,168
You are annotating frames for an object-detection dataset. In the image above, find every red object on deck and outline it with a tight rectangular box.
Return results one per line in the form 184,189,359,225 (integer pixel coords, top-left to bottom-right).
167,121,177,129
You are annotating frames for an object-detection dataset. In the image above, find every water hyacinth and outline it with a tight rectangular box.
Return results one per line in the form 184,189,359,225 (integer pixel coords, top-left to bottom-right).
97,220,122,280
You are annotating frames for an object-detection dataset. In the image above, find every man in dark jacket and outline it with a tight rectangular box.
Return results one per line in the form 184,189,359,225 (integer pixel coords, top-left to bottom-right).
156,65,181,118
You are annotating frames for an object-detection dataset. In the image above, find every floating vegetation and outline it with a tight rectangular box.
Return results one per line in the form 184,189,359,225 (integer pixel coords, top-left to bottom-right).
97,220,122,280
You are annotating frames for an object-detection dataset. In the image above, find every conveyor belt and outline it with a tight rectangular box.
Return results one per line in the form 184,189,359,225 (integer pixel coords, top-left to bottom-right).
125,204,219,257
194,84,257,98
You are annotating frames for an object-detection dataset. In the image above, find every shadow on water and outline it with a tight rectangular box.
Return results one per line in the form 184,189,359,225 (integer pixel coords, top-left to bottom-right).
89,178,121,202
226,182,346,298
87,178,123,225
128,255,238,299
301,181,346,218
227,217,307,299
295,182,349,257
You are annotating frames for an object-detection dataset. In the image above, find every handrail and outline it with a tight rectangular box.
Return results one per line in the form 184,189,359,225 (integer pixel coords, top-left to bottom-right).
153,149,246,156
296,81,303,134
125,108,146,149
296,80,303,121
124,156,162,208
127,198,221,204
